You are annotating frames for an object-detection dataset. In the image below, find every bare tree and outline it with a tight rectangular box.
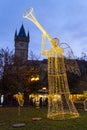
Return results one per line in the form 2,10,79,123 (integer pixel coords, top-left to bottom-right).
0,47,14,79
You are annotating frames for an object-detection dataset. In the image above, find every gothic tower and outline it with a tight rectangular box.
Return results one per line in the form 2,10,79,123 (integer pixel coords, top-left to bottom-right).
14,24,30,62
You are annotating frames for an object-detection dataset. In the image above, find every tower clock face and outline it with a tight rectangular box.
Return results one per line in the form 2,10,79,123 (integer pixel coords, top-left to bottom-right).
18,42,27,49
20,42,24,47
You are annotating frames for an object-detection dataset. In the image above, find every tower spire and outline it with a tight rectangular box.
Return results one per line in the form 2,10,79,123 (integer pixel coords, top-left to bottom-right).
18,24,26,37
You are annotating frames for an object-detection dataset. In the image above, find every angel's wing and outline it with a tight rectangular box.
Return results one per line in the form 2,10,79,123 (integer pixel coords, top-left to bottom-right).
59,42,81,76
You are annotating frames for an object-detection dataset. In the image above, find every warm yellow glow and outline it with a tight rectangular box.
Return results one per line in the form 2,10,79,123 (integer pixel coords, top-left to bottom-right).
31,77,35,81
36,77,39,81
13,92,24,106
31,76,39,81
23,7,79,120
70,94,84,102
42,87,46,90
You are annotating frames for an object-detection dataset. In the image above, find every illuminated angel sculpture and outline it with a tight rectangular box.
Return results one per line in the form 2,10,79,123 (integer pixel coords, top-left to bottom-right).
13,92,24,115
23,8,81,120
14,92,24,106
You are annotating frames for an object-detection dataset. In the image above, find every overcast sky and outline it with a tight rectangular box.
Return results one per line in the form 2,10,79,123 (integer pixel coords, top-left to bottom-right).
0,0,87,59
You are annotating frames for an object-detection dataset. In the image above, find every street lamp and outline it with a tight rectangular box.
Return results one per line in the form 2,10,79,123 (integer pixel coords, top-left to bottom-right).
31,76,39,81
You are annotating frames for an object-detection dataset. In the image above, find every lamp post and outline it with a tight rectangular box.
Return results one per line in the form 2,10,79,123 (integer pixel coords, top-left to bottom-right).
31,76,40,108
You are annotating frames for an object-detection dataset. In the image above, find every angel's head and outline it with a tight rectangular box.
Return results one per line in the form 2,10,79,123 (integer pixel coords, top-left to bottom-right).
51,38,59,48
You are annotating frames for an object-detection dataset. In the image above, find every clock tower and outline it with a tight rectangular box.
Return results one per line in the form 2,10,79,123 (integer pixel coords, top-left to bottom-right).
14,24,29,62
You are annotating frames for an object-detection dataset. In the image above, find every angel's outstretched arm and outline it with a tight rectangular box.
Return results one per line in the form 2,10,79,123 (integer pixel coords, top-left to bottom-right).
42,34,49,56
